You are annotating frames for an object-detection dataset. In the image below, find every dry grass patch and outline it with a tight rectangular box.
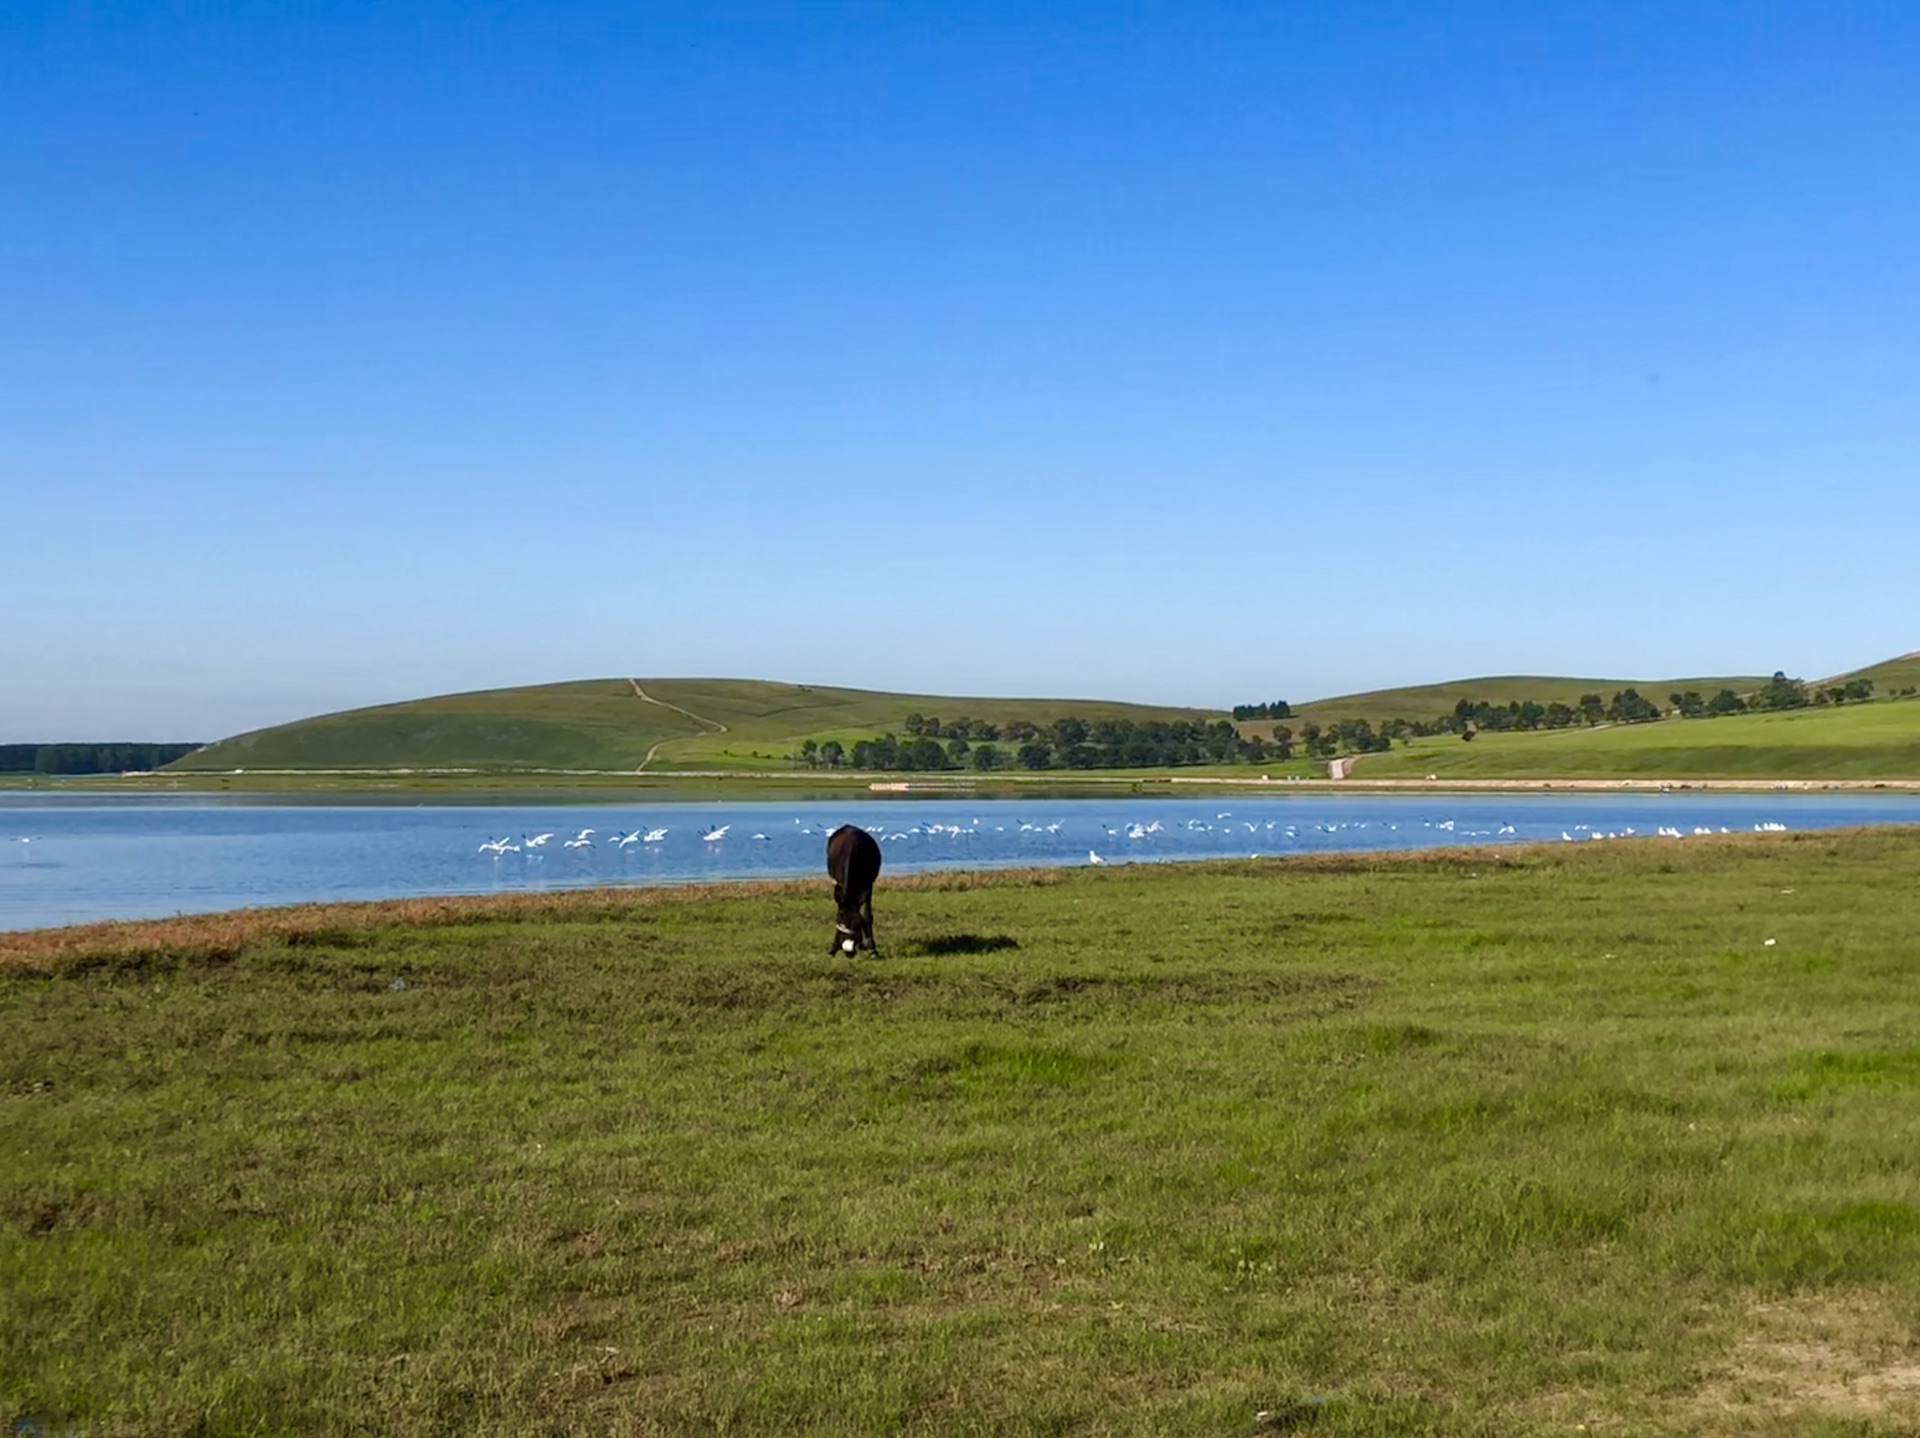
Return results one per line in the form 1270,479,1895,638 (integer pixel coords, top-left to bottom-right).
1693,1290,1920,1431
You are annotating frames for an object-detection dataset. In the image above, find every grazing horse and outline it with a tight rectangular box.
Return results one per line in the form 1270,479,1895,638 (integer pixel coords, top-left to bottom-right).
825,824,882,954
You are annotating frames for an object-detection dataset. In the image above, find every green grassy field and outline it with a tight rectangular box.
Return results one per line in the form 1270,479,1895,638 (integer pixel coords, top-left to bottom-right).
6,832,1920,1434
1357,697,1920,780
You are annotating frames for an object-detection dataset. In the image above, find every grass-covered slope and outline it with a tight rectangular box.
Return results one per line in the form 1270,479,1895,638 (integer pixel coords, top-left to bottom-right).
1826,650,1920,695
1356,696,1920,779
166,654,1920,778
5,832,1920,1433
1291,673,1768,726
638,679,1221,770
170,680,705,772
171,678,1224,773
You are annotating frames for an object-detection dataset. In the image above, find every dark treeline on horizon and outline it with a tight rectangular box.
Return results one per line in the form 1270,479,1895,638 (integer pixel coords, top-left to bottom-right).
0,743,202,775
1231,700,1293,720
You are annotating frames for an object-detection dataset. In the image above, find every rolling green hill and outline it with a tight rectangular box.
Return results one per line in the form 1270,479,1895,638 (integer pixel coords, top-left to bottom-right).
1352,696,1920,780
170,679,1224,774
1824,650,1920,696
1286,672,1769,727
165,653,1920,779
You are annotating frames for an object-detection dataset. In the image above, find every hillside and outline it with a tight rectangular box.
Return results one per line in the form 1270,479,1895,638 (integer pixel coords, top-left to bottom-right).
166,654,1920,779
1823,650,1920,696
1285,672,1770,727
1351,696,1920,780
170,678,1224,773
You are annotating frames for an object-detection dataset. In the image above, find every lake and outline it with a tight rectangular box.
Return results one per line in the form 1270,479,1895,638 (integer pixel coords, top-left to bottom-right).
4,791,1918,932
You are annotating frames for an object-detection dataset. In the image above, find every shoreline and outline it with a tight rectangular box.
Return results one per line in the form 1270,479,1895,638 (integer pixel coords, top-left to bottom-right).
8,818,1920,952
6,769,1920,800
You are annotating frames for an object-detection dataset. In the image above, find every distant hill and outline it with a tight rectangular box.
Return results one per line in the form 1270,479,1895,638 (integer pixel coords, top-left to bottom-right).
1822,651,1920,696
168,654,1918,777
1353,695,1920,780
170,679,1224,773
1284,673,1771,727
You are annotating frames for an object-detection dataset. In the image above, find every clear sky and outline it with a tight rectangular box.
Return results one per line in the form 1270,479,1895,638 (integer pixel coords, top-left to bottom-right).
4,2,1916,741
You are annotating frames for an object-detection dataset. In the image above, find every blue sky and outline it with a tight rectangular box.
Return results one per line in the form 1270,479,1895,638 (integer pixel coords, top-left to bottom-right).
4,2,1916,740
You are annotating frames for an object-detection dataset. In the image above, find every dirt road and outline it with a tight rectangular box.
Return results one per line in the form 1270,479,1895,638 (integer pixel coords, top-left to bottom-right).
629,680,728,773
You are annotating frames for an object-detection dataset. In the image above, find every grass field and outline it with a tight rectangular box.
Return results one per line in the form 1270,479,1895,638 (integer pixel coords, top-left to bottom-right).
1357,698,1920,781
5,832,1919,1434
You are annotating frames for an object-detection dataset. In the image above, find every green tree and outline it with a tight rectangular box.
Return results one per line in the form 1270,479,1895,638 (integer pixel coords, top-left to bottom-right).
1754,671,1808,711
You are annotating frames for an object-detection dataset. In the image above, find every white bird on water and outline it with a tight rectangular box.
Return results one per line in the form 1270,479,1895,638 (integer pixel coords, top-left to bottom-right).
613,830,642,847
702,825,730,842
524,832,554,849
563,835,592,849
643,827,668,842
478,837,518,855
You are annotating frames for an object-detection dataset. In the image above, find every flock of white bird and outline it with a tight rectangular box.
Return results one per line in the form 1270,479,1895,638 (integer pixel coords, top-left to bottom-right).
1557,821,1789,842
474,813,1792,864
477,824,683,855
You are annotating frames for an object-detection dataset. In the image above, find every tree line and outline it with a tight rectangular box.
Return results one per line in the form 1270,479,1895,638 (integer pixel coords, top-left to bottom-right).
0,743,202,775
1251,668,1881,752
1235,670,1891,754
1230,700,1293,720
799,714,1287,772
1431,673,1871,738
800,669,1894,772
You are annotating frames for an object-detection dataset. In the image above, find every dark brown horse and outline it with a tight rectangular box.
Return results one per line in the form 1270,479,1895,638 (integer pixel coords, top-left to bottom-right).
825,824,882,954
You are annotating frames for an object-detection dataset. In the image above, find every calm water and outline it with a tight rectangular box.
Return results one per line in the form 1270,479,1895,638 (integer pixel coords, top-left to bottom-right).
4,791,1918,932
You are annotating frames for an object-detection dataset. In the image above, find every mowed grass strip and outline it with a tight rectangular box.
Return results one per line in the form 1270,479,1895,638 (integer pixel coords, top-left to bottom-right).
4,834,1920,1435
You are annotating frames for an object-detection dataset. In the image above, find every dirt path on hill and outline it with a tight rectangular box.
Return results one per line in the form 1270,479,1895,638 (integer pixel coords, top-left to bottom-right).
629,680,729,773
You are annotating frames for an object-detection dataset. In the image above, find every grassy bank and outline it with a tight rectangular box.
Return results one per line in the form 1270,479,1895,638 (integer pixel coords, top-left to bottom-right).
5,834,1920,1434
